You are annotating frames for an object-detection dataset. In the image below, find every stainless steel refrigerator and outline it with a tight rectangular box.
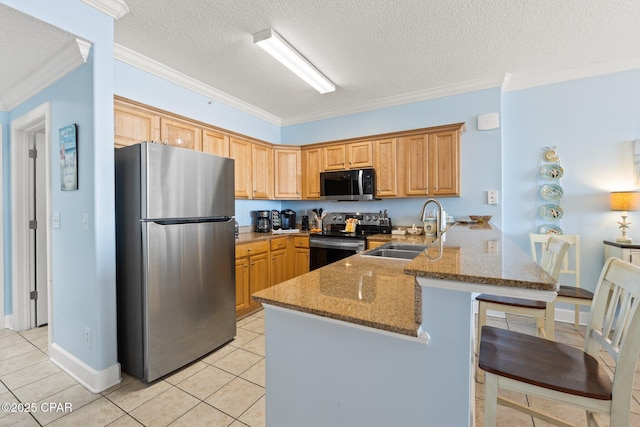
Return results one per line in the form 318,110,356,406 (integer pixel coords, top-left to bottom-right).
115,142,236,382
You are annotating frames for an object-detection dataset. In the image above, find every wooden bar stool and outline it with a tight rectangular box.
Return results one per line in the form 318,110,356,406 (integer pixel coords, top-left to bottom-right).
475,236,570,382
479,257,640,427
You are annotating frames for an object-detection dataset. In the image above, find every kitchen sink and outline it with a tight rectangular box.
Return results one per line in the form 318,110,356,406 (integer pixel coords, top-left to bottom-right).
361,243,427,260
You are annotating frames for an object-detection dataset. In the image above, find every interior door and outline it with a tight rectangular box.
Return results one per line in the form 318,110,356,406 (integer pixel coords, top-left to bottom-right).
28,132,48,327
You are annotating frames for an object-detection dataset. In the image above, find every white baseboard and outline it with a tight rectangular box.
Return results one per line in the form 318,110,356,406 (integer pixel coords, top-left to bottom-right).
4,315,13,330
50,343,121,393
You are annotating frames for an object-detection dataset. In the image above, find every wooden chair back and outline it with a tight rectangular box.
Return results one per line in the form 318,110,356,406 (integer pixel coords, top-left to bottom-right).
530,233,580,286
536,236,571,280
586,257,640,407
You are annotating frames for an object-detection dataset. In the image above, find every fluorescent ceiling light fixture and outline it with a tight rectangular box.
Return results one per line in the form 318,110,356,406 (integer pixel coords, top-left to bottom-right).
253,28,335,94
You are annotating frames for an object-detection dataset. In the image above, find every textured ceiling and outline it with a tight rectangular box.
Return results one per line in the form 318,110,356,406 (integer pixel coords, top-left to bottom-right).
3,1,640,123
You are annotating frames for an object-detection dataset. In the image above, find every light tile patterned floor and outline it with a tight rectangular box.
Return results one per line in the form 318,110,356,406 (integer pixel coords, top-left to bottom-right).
1,311,640,426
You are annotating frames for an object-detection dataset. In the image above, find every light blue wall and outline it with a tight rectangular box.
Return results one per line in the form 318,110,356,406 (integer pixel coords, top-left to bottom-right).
2,0,117,371
114,61,281,144
503,69,640,292
282,89,503,228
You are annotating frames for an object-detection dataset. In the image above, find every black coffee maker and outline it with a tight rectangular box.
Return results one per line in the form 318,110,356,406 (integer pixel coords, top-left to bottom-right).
255,210,271,233
281,209,297,230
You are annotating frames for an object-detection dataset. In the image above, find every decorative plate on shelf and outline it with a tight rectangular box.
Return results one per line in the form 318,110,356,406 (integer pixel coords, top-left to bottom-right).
540,204,563,220
540,164,564,180
539,224,563,235
543,149,560,162
540,184,564,201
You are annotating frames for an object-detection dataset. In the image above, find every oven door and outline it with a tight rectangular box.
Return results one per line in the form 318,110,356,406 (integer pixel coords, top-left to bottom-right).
309,237,365,271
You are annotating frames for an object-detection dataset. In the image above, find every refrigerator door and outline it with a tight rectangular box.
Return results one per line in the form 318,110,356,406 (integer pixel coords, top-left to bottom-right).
142,219,236,381
142,142,234,220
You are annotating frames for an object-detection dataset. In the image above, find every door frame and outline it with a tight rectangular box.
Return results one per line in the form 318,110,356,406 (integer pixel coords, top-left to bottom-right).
11,102,52,342
0,124,4,329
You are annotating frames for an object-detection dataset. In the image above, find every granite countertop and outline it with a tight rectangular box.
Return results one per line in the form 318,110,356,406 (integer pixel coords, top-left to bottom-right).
236,230,310,245
252,223,557,338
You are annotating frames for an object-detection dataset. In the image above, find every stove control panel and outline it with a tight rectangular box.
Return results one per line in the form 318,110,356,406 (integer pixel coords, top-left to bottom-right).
326,212,387,227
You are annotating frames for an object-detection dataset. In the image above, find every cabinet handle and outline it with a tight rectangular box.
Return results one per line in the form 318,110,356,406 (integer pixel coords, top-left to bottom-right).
248,248,252,252
251,262,255,266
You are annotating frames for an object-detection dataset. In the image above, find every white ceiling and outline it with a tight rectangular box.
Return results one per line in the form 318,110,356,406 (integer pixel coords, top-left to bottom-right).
3,1,640,125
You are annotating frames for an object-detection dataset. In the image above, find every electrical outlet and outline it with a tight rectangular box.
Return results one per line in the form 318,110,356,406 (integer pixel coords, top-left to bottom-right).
486,240,499,254
53,212,61,229
487,190,498,205
84,327,91,347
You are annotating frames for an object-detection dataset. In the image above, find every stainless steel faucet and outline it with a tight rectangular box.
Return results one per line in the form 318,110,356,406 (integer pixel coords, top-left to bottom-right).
418,198,444,240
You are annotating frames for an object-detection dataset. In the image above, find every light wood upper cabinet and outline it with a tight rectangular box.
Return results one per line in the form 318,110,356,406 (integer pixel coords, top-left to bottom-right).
430,130,459,196
202,128,229,157
114,103,160,148
373,138,398,197
160,117,202,151
252,143,273,199
323,141,373,171
229,137,252,199
323,145,347,170
347,141,373,168
401,134,430,196
302,147,322,199
274,147,301,199
398,128,461,197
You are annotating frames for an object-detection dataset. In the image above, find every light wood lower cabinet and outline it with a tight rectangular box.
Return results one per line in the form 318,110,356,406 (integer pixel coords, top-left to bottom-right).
294,236,310,276
367,240,386,250
270,237,289,286
236,240,270,318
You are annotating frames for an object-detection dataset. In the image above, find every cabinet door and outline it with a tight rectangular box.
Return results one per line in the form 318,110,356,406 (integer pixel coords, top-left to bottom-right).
373,138,398,197
252,144,273,199
235,257,250,316
160,117,202,151
249,252,270,299
347,141,373,168
203,128,229,157
402,134,430,196
430,131,459,196
274,148,301,199
270,249,288,286
302,147,322,199
229,137,252,199
323,145,347,170
294,247,310,276
114,103,160,148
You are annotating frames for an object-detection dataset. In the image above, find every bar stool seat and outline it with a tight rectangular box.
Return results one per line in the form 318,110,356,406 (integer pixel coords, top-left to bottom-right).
479,326,612,400
475,294,546,310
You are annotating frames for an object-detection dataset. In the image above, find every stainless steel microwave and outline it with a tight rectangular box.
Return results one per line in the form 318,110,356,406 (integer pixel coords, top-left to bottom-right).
320,168,377,201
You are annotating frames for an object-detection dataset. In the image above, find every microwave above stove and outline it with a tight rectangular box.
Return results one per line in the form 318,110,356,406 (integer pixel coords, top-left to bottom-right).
320,168,378,201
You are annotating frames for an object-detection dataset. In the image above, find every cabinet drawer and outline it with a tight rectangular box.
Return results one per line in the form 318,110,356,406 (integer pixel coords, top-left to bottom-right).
236,240,269,258
293,236,309,248
270,237,288,251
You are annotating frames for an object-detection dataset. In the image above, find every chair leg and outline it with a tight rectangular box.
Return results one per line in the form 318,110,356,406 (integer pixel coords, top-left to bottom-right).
484,372,498,426
574,305,580,329
476,302,488,383
545,301,555,341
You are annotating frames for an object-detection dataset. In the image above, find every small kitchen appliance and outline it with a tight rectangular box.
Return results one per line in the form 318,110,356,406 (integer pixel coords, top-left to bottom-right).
271,210,281,230
281,209,297,230
255,210,271,232
301,215,309,230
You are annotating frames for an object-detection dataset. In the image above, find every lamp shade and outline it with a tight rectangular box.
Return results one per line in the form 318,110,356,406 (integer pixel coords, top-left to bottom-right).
610,191,640,211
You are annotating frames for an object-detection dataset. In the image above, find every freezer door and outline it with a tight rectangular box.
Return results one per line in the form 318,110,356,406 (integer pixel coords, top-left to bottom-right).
143,143,234,219
142,219,236,381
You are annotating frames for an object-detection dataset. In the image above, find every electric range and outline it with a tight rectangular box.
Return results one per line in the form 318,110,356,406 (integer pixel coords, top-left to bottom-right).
309,212,391,270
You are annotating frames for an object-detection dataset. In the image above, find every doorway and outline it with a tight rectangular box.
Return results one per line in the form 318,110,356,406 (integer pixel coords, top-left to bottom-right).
11,103,52,347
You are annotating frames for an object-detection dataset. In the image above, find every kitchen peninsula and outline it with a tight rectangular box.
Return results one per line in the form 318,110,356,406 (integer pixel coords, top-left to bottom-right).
252,224,558,427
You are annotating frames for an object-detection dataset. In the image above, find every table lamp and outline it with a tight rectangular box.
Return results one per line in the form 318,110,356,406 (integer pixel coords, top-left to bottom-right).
610,191,640,243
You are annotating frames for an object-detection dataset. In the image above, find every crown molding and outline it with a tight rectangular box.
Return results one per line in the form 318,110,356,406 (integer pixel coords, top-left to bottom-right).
114,44,282,126
81,0,129,19
280,76,505,126
503,56,640,92
2,38,92,111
